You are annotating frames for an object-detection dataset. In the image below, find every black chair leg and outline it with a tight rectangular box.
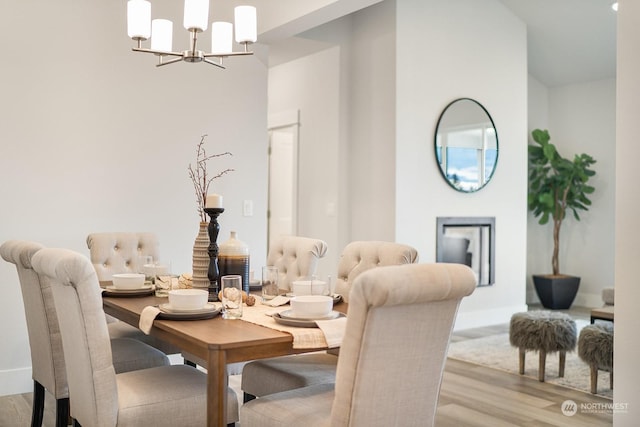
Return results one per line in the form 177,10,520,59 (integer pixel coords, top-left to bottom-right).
243,392,256,403
55,397,70,427
31,380,45,427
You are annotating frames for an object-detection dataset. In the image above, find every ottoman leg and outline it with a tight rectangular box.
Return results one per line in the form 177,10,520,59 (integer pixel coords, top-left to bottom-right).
538,350,547,382
559,351,566,377
518,348,525,374
590,364,598,394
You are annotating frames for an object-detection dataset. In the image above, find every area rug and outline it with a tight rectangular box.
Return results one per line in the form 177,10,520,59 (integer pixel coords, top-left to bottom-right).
447,320,613,399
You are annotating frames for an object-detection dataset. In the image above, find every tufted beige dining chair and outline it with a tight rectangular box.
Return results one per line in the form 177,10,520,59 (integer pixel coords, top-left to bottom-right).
240,241,418,401
31,247,238,427
181,234,329,372
266,235,329,291
0,240,171,427
86,232,180,355
86,232,160,280
240,262,477,427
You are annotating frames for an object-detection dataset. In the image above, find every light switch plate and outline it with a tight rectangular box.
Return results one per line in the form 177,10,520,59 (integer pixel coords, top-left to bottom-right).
243,200,254,216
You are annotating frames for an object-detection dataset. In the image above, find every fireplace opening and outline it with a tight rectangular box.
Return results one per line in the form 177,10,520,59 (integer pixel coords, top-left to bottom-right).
436,216,495,286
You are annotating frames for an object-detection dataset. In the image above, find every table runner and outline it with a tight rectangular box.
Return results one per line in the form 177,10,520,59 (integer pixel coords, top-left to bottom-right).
240,302,345,349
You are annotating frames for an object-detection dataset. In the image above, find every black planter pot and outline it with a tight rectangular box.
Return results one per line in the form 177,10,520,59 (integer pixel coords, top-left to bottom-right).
533,274,581,309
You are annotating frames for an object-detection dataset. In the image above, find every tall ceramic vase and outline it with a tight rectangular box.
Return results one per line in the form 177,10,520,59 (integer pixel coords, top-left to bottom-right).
192,222,210,289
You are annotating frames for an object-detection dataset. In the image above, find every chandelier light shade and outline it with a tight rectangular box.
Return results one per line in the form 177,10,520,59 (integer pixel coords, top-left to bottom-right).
126,0,256,68
234,6,257,43
150,19,173,52
127,0,151,39
211,22,233,55
183,0,209,32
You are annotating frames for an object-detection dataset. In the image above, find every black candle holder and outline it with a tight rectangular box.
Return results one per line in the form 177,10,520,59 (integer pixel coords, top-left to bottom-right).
204,207,224,302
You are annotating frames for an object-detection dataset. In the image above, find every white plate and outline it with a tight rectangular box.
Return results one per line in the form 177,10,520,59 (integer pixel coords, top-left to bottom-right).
272,312,346,328
106,284,154,293
286,293,342,304
279,309,341,321
159,302,218,314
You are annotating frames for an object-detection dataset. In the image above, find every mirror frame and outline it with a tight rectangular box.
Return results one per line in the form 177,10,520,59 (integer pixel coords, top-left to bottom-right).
434,98,499,192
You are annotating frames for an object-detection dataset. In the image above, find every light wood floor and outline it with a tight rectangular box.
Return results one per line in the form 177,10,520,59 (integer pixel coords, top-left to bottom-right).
0,306,612,426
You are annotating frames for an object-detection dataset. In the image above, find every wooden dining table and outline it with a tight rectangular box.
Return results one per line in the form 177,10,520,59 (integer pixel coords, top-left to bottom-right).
102,293,344,427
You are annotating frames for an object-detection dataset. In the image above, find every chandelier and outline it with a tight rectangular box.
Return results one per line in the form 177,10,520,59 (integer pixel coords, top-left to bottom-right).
126,0,257,68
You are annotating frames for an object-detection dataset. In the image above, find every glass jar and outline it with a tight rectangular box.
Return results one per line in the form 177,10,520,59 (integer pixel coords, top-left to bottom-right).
218,231,250,294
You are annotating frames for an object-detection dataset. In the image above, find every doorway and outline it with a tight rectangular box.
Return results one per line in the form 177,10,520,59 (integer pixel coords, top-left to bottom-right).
267,110,300,249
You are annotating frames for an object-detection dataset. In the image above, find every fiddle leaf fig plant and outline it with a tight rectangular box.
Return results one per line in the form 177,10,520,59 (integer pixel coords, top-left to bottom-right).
528,129,596,276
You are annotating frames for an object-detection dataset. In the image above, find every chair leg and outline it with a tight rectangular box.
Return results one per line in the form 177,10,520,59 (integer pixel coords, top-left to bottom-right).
590,364,598,394
31,381,45,427
538,350,547,382
558,351,566,377
56,398,69,427
518,348,525,374
243,392,257,403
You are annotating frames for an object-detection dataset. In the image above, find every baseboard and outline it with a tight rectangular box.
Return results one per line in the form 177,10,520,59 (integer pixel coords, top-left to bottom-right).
454,304,528,331
0,366,33,397
573,292,604,309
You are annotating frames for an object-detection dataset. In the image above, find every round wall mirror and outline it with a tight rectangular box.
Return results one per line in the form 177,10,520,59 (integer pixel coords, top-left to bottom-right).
434,98,498,192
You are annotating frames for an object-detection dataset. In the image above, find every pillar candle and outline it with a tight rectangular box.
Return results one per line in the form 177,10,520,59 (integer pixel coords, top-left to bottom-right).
205,194,223,208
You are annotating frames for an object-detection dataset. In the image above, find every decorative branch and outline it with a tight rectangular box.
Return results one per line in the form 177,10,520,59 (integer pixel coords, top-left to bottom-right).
188,135,234,222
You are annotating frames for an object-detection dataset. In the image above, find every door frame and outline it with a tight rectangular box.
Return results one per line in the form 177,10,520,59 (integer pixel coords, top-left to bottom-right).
267,109,300,250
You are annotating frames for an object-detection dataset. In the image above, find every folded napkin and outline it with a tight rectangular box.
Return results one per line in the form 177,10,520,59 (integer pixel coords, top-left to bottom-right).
315,316,347,348
139,306,161,334
261,295,290,307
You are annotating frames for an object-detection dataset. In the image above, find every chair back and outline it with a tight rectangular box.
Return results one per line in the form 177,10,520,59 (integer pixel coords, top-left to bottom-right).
0,240,69,399
334,241,418,302
86,232,159,281
32,247,119,426
266,235,328,291
331,263,476,426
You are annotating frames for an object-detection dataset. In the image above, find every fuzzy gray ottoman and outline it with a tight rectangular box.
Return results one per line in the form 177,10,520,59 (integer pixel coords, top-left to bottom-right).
509,311,577,382
578,323,614,394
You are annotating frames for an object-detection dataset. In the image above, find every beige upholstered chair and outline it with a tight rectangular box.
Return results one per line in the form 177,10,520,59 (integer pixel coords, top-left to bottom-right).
86,232,160,281
0,240,170,427
241,241,418,401
30,247,238,427
86,232,179,355
266,235,329,291
240,262,477,427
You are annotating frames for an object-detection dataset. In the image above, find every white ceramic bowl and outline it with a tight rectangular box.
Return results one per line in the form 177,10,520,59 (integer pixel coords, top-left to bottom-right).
292,280,327,296
168,289,208,310
290,295,333,319
111,273,145,289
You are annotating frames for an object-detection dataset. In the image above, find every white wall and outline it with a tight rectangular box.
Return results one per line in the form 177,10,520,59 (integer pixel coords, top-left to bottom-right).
526,78,616,307
0,0,268,395
267,2,397,277
614,0,640,422
268,45,344,277
396,0,529,328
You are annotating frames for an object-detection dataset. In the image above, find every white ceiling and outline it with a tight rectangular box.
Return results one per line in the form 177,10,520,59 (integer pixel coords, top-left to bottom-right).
258,0,617,88
499,0,617,87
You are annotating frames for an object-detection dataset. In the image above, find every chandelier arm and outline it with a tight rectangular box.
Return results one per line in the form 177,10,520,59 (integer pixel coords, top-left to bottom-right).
132,47,183,58
156,57,184,67
203,59,226,69
203,51,253,58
